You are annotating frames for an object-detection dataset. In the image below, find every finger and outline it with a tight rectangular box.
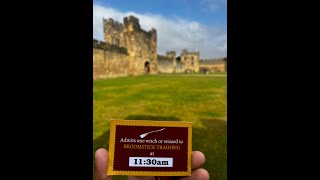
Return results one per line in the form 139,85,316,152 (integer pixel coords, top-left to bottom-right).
155,151,206,180
127,176,156,180
191,151,205,170
94,148,112,180
177,168,209,180
152,177,173,180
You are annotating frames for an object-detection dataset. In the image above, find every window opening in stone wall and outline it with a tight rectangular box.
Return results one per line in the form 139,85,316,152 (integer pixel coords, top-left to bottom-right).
115,39,120,46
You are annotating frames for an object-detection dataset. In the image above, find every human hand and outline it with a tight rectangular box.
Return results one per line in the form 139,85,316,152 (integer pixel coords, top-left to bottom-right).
94,148,209,180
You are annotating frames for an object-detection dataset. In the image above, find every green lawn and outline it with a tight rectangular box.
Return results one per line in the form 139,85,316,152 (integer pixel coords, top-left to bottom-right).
93,73,227,180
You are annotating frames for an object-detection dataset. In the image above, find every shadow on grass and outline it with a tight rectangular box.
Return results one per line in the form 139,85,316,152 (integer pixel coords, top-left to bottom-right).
193,119,227,180
125,115,180,121
93,130,110,153
93,118,226,180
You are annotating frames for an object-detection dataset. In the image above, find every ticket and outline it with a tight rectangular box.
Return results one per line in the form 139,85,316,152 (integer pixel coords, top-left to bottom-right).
107,120,192,176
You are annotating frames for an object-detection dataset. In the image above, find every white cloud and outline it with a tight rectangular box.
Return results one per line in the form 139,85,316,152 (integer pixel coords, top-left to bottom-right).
93,4,227,58
201,0,227,12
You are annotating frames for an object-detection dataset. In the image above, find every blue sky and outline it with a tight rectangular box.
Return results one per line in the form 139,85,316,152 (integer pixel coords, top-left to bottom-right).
93,0,227,58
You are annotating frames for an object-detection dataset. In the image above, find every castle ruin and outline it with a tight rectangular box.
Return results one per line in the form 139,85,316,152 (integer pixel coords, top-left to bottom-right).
93,16,157,79
157,49,200,73
93,15,226,79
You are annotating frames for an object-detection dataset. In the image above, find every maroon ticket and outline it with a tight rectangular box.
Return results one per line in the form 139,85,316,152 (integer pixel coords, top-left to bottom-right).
107,120,192,176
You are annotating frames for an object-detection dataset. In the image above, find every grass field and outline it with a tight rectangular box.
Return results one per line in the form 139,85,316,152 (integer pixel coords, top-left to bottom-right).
93,73,227,180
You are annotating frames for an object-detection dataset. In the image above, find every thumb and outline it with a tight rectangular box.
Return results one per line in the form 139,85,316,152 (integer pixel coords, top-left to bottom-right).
95,148,112,180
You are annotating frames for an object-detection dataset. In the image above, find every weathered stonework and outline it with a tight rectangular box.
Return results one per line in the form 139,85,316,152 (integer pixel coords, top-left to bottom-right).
93,47,129,78
103,16,157,75
93,15,226,79
180,49,200,72
199,58,227,72
93,16,157,79
157,55,175,73
157,49,199,73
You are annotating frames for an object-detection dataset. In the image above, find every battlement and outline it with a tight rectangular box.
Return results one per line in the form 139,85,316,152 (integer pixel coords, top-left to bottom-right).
103,15,156,36
166,51,176,60
103,18,114,23
103,18,123,31
124,15,139,24
139,29,151,37
139,28,157,38
149,28,157,35
123,15,140,30
93,39,128,55
157,54,171,61
166,51,176,55
181,49,199,56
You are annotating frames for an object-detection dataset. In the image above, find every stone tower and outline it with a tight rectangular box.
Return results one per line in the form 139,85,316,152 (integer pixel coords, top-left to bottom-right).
166,51,176,60
103,15,157,74
180,49,199,72
103,18,124,47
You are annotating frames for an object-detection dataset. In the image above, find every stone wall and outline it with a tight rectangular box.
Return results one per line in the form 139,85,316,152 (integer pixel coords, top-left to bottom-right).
93,48,129,79
199,58,227,72
93,39,128,55
175,60,184,73
199,64,225,72
158,59,174,73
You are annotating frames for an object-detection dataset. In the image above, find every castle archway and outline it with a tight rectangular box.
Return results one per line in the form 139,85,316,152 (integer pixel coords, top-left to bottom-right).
144,61,150,74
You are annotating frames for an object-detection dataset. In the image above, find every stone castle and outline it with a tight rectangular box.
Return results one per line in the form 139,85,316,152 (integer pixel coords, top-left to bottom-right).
93,15,226,79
